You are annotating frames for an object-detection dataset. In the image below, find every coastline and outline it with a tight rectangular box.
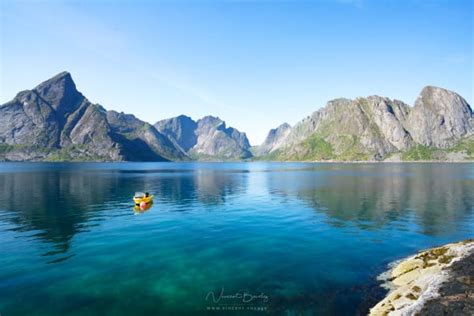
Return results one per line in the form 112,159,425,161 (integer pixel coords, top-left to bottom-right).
0,159,473,163
369,240,474,316
268,160,474,164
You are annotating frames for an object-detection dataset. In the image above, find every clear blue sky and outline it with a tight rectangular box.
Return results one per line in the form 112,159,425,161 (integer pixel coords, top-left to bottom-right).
1,0,472,145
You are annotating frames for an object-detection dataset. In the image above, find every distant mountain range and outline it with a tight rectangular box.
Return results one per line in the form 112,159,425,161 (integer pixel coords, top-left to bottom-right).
257,86,473,161
155,115,252,160
1,72,472,161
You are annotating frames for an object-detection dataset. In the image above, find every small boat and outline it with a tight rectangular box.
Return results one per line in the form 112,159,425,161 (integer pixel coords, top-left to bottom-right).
133,203,152,213
133,192,153,206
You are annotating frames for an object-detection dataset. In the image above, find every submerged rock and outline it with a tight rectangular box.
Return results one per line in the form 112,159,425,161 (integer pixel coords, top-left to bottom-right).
369,240,474,316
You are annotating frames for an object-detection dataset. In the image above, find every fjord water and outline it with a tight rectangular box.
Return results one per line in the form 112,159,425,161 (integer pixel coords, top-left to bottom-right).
0,163,473,315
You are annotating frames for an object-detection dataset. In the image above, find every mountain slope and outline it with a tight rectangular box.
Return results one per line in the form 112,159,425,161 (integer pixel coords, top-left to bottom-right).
0,72,186,161
406,86,473,148
154,115,198,152
2,72,472,162
255,123,292,156
155,115,252,160
256,86,473,161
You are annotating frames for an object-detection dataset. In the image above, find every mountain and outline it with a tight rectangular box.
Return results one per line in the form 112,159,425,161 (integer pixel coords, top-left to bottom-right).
0,72,186,161
254,123,291,156
154,115,198,152
256,86,473,161
406,86,473,148
2,72,472,162
155,115,252,160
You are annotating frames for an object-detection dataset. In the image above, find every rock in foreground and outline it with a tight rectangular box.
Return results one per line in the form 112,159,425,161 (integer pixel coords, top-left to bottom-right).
370,240,474,316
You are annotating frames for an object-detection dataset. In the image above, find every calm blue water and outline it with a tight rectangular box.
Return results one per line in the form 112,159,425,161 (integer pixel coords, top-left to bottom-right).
0,162,473,315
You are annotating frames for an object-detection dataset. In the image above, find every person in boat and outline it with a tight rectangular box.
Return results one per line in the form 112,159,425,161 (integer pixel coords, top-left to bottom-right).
145,192,149,198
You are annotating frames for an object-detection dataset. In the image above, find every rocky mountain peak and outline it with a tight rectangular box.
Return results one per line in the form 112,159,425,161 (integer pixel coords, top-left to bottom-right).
326,98,352,108
176,114,193,121
416,85,472,113
0,72,187,161
198,115,224,127
255,122,292,155
155,115,251,160
2,71,472,162
266,123,292,139
154,114,198,152
278,123,291,130
33,71,84,115
407,86,473,147
256,85,472,161
35,71,74,88
196,116,226,135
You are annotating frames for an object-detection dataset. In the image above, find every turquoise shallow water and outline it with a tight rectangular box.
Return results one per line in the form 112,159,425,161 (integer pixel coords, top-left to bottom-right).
0,162,473,315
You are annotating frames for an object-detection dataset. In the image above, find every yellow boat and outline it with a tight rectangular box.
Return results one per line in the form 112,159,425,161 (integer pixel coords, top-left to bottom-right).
133,203,152,212
133,192,153,205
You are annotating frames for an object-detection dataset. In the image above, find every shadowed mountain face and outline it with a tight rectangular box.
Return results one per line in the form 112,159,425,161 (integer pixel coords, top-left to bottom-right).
34,71,84,119
254,123,292,156
0,72,186,161
256,87,473,161
0,72,250,161
155,115,252,160
154,115,198,152
1,72,472,161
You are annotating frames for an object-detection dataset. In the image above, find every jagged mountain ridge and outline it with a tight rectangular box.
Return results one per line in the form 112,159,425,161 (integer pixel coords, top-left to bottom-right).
0,72,186,161
1,72,472,161
0,72,251,161
154,115,252,160
256,86,473,161
253,123,291,156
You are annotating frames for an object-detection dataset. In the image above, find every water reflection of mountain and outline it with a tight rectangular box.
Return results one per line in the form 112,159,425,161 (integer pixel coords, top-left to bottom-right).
193,170,247,205
0,170,123,254
1,163,471,259
0,166,248,255
265,164,474,235
122,168,247,206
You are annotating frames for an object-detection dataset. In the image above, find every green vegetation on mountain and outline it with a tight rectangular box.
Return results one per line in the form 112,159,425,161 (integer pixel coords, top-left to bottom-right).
1,72,472,162
0,72,186,162
0,144,16,154
256,87,473,162
401,145,435,161
447,136,474,159
295,134,334,160
387,137,474,161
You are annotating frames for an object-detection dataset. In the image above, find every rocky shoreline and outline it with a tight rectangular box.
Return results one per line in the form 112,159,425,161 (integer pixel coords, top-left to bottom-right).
369,240,474,316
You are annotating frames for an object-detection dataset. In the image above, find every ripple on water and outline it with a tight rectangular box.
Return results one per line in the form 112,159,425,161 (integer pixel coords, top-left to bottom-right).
0,162,473,315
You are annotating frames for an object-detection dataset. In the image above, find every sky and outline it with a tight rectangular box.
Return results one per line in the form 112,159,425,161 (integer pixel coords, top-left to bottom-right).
0,0,472,145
